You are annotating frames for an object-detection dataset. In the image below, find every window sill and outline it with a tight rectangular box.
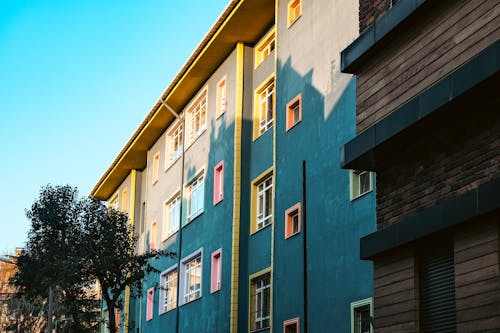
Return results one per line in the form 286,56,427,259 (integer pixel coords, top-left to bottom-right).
162,229,179,243
350,189,373,202
250,326,271,333
251,221,272,236
186,210,204,224
184,128,207,152
286,120,301,132
285,231,300,239
252,126,273,142
180,295,202,307
159,307,176,316
164,155,181,172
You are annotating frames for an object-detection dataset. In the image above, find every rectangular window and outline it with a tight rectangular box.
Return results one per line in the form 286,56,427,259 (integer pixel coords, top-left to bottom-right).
350,298,372,333
121,188,128,212
185,89,207,147
146,287,154,321
250,271,271,331
150,221,157,251
180,249,203,304
254,173,273,232
254,77,275,137
350,170,373,200
101,308,110,333
216,77,227,118
285,203,301,239
287,0,302,27
210,249,222,293
286,93,302,131
255,28,275,68
109,194,119,210
163,194,180,240
284,318,300,333
165,121,183,166
159,266,177,314
213,161,224,205
187,173,205,220
152,152,160,184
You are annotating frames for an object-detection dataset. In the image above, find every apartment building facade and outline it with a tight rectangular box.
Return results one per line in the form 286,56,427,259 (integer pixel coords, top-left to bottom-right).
92,1,376,332
341,0,499,332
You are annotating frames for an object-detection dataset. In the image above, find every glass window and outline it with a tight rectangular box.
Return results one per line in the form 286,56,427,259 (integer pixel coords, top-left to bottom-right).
159,268,177,313
183,255,202,303
256,175,273,230
163,194,180,239
188,174,205,220
257,79,275,135
250,272,271,331
350,170,373,200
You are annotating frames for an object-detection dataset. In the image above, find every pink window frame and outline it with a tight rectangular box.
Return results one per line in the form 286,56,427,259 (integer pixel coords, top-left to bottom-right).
284,203,301,239
213,161,224,205
210,248,222,293
146,287,154,321
150,221,157,250
283,317,300,333
285,93,302,131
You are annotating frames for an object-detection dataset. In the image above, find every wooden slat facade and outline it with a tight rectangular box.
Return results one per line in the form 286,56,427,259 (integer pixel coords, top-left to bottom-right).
355,0,500,133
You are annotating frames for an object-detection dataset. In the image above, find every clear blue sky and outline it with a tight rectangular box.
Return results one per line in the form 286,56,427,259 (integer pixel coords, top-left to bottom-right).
0,0,230,254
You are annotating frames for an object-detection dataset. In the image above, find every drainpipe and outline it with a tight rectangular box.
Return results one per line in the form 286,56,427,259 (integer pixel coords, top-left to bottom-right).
302,160,308,333
159,99,184,333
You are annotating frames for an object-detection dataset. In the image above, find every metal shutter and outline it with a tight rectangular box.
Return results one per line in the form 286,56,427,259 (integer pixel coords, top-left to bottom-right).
419,238,456,333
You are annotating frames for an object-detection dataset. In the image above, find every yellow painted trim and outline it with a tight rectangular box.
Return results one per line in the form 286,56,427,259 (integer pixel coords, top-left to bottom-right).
121,187,128,212
271,3,277,332
250,166,275,234
123,169,136,333
254,27,276,69
252,73,276,140
248,267,272,331
230,42,244,333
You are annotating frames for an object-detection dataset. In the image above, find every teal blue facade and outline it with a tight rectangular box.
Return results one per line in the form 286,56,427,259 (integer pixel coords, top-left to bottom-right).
97,1,376,332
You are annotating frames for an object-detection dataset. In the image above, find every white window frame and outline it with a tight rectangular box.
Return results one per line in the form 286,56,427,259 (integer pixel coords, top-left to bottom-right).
350,170,373,200
179,248,203,305
350,298,373,333
256,175,273,230
258,79,275,135
254,28,275,68
162,192,181,240
250,271,271,331
159,265,178,314
185,88,208,147
165,121,183,168
187,172,205,221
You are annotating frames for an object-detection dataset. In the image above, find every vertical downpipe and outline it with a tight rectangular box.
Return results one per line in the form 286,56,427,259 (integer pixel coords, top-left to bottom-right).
302,160,308,333
175,114,186,333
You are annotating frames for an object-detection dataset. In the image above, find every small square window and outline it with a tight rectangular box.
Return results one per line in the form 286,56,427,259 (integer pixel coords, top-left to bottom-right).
165,121,183,167
285,203,301,239
146,287,154,321
351,298,372,333
249,271,271,331
152,152,160,184
163,193,180,240
287,0,302,28
179,248,203,305
187,173,205,220
255,29,275,68
286,94,302,131
284,318,300,333
350,170,373,200
216,77,227,118
213,161,224,205
211,249,222,293
159,266,177,314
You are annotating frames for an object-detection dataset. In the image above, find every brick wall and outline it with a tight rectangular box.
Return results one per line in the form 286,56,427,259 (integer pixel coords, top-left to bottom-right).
359,0,391,33
375,103,500,229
